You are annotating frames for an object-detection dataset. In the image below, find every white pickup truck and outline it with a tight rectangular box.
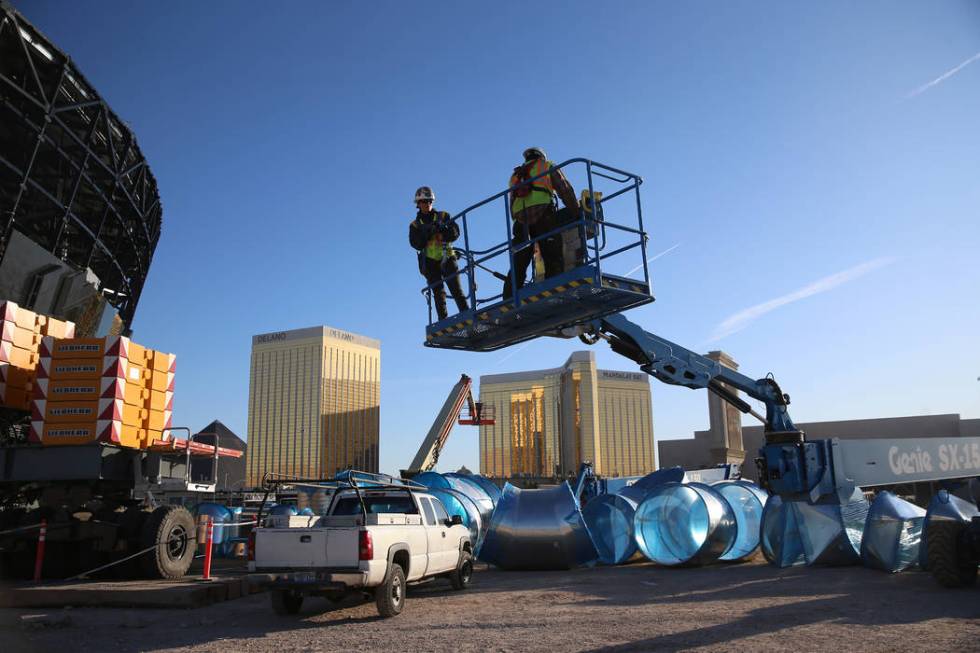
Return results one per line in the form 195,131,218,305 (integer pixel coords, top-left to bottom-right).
248,484,473,617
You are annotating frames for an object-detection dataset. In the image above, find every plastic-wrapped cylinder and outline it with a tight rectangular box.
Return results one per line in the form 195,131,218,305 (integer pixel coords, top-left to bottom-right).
618,467,688,504
220,506,244,557
296,488,334,515
268,504,298,516
919,489,980,569
413,471,452,490
195,502,233,547
449,473,502,507
478,482,598,570
762,488,868,567
416,472,495,533
633,482,736,566
860,491,926,572
428,487,483,550
760,494,806,568
582,494,638,565
713,481,768,561
798,489,868,566
444,474,494,525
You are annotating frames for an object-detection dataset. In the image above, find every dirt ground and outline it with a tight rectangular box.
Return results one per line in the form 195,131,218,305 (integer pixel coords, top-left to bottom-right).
2,559,978,653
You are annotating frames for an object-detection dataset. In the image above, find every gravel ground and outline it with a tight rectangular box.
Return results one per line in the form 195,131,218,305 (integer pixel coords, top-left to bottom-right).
3,559,979,652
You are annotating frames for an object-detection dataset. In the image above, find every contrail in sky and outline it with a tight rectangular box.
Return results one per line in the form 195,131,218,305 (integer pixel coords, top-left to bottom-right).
624,242,681,277
707,256,896,343
907,50,980,98
491,341,531,368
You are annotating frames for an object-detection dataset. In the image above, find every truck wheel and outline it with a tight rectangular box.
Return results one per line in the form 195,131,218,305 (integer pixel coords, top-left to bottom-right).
270,589,304,615
139,506,196,579
928,521,978,588
449,552,473,590
375,564,406,618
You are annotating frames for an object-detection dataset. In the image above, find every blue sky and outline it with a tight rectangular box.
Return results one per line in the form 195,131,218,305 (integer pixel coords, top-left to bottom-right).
15,1,980,475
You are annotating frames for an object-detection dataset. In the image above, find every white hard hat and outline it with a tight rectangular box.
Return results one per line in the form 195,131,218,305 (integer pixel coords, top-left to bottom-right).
414,186,435,204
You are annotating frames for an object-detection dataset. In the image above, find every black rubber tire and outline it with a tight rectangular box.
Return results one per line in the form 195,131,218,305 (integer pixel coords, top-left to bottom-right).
375,564,406,618
139,506,196,579
270,589,304,615
449,552,473,590
928,521,978,588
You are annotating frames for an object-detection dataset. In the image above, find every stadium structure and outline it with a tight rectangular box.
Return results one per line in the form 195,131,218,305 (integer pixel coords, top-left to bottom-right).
0,1,162,335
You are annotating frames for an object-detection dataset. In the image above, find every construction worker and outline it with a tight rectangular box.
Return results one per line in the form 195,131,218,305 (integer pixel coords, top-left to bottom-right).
409,186,469,320
503,147,580,299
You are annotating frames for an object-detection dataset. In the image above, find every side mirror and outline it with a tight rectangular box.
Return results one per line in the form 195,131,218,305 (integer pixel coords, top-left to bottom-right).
448,514,463,526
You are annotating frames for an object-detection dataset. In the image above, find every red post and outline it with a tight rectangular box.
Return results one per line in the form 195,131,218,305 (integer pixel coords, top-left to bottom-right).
33,519,47,583
202,516,214,580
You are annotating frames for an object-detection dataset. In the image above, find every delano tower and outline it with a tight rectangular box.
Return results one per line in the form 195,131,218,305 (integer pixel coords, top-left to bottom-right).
246,326,380,487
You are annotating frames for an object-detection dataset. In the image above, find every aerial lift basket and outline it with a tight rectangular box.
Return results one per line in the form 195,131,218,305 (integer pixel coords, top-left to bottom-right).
422,159,655,352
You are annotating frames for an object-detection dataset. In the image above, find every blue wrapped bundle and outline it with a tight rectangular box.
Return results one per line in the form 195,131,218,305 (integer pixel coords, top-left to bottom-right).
860,491,925,573
413,471,452,490
443,474,495,525
582,494,639,565
195,502,233,555
760,494,806,568
449,472,502,507
761,488,868,567
617,467,687,504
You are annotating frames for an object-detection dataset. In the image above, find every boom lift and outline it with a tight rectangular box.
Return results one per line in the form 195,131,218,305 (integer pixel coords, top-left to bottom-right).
420,157,980,586
401,374,494,478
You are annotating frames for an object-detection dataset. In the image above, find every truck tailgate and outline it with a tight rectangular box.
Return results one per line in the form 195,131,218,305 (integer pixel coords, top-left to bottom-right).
255,528,359,568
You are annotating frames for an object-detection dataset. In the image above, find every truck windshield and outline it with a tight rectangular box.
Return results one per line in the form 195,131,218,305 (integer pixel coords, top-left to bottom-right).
331,494,419,516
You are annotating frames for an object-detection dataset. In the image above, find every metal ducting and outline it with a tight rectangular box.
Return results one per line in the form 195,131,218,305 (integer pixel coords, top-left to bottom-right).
713,480,769,561
478,482,598,570
633,482,736,566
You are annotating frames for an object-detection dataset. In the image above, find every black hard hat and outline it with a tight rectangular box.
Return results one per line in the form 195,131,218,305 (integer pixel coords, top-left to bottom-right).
523,147,547,161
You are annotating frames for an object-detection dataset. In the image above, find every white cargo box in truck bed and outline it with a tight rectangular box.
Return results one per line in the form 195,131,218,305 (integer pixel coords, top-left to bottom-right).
248,486,474,618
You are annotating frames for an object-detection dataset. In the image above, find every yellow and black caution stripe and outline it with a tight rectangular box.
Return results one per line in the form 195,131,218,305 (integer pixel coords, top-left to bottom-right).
429,277,598,341
515,277,595,306
430,318,474,339
601,276,648,294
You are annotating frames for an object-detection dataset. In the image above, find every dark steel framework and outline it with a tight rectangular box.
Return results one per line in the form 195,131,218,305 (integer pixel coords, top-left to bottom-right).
0,1,162,329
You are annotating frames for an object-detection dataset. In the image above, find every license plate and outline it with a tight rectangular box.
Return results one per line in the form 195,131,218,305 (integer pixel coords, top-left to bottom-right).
292,572,316,583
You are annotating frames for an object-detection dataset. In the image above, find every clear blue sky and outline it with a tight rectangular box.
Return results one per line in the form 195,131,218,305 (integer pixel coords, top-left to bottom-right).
15,1,980,475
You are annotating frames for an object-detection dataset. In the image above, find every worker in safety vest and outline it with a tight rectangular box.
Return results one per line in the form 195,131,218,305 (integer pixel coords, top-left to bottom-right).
408,186,468,320
503,147,579,299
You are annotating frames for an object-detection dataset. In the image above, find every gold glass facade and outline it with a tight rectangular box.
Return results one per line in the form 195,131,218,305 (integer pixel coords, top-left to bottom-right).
246,326,380,487
479,351,655,479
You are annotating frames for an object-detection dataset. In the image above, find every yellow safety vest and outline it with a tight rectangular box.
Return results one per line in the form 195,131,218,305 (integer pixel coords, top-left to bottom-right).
422,211,453,261
510,159,556,216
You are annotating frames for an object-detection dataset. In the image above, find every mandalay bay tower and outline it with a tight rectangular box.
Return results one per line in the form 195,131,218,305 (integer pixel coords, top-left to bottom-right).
246,326,380,487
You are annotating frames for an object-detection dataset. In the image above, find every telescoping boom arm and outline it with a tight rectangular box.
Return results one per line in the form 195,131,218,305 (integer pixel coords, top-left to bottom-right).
587,313,800,436
586,313,980,504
